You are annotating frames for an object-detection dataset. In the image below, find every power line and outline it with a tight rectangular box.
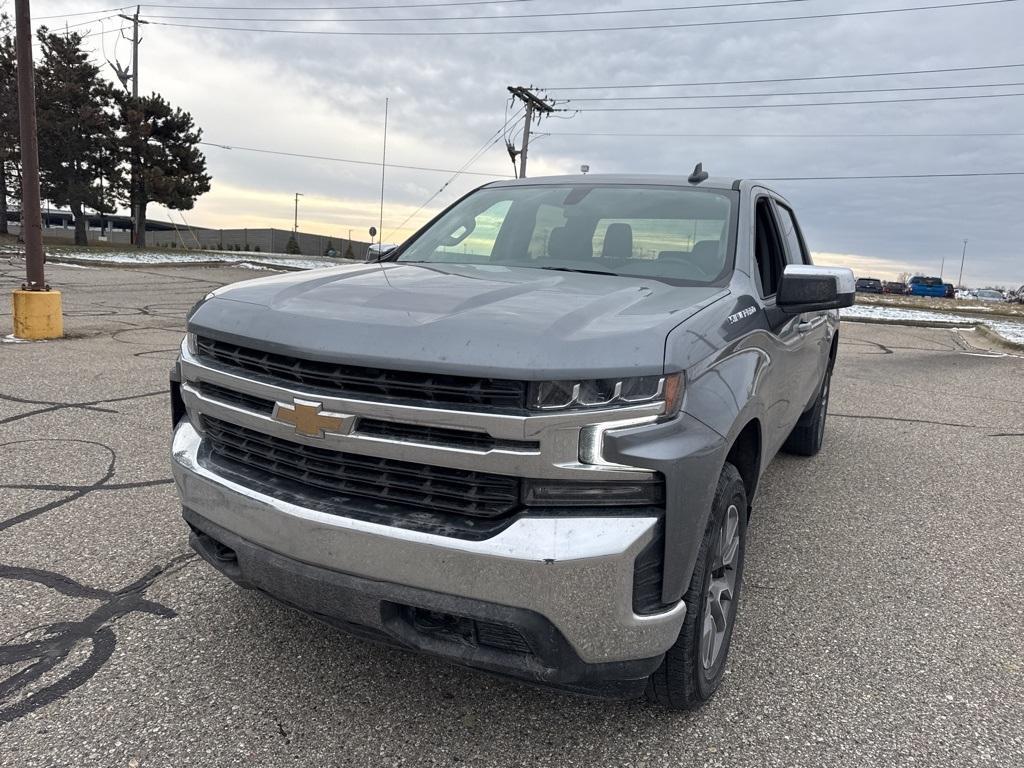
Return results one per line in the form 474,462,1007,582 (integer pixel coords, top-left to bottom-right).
146,0,1022,37
568,91,1024,111
141,0,819,22
384,107,526,240
764,171,1024,180
545,62,1024,91
542,131,1024,138
564,81,1024,101
35,6,129,20
198,140,514,177
142,0,536,9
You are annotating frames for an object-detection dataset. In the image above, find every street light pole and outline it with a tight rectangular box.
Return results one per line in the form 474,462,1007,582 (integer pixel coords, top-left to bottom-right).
957,239,968,288
11,0,63,339
293,192,303,232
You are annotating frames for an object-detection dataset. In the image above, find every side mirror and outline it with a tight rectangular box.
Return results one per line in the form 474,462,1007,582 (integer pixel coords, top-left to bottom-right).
777,265,856,313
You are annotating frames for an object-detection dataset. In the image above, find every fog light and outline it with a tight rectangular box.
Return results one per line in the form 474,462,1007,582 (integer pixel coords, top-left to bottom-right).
523,478,664,507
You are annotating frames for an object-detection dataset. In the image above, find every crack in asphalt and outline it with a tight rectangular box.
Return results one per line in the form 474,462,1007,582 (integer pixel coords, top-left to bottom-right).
830,413,983,429
0,553,196,725
0,390,165,427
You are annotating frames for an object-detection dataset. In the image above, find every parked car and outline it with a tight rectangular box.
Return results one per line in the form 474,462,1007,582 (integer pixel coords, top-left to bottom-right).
366,242,399,261
1010,285,1024,304
856,277,883,293
170,172,855,709
882,281,907,295
974,289,1005,302
907,275,947,297
943,283,956,298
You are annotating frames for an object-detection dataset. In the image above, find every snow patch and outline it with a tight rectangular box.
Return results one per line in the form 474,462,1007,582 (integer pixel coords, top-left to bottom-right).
841,304,1024,345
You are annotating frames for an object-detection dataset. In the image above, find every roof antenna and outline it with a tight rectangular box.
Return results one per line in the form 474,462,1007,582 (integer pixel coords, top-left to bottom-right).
688,162,709,184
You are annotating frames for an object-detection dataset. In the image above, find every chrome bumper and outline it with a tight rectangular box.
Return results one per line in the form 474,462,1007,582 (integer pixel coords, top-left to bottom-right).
171,421,685,664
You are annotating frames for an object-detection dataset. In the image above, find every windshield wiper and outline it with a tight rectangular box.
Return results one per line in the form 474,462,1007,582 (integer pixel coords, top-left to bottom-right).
539,265,619,277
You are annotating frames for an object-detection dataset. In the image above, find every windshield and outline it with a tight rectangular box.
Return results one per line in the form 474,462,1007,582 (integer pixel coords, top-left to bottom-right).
396,184,737,284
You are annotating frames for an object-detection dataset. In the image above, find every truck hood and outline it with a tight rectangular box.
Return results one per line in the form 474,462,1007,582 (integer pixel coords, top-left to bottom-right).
190,262,728,379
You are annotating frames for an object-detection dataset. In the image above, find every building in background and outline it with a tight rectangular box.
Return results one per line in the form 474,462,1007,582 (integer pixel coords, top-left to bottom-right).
3,209,372,259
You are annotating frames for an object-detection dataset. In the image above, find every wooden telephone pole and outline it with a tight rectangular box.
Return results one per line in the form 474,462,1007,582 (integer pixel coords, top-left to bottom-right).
117,6,148,246
12,0,63,338
507,87,555,179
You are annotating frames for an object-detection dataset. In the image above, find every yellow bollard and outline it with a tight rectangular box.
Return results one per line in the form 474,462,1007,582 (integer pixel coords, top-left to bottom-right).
12,290,64,340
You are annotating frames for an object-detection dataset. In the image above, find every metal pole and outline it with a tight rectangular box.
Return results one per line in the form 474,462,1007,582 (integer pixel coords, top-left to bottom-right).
293,193,302,232
14,0,45,290
939,254,945,282
957,239,968,288
379,97,388,245
518,102,534,179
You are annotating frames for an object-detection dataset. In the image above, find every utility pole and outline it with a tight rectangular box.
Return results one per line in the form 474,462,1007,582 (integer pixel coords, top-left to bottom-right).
957,239,968,288
12,0,62,338
293,192,303,232
507,86,555,179
117,6,147,247
379,97,388,247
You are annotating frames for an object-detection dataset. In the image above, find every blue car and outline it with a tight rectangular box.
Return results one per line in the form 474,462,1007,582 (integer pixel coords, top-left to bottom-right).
908,276,947,297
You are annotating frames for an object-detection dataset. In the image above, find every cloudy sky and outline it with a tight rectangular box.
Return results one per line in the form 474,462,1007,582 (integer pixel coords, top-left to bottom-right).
28,0,1024,286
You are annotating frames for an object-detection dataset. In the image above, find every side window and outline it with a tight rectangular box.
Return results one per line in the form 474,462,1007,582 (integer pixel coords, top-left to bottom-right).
774,202,811,265
753,198,786,297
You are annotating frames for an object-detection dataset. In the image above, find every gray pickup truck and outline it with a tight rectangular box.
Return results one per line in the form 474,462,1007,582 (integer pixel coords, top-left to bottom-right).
170,172,854,709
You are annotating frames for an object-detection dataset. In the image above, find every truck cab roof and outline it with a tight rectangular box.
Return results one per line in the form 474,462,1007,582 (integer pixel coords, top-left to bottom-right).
484,173,785,201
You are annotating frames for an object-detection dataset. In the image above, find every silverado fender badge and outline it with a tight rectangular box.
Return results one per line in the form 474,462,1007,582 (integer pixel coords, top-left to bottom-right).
727,306,757,324
272,399,355,438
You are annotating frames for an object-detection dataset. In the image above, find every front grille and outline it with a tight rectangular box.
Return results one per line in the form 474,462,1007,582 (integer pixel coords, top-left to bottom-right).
202,416,521,519
356,419,539,453
195,336,527,409
196,381,275,414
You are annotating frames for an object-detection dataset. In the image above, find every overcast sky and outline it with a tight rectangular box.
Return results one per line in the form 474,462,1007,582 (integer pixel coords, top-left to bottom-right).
28,0,1024,286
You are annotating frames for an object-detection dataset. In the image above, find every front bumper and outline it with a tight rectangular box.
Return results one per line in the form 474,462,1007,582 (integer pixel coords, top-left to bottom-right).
171,421,686,682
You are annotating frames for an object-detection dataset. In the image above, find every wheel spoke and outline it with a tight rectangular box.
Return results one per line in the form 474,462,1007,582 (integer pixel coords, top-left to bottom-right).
720,505,739,569
701,613,717,667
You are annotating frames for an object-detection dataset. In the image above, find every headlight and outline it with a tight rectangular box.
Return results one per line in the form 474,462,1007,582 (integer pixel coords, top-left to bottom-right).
185,331,198,356
528,373,682,415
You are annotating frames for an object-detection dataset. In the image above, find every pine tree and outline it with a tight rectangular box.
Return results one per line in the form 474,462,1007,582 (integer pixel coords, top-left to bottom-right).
285,235,301,254
117,93,210,248
0,14,17,236
34,29,123,246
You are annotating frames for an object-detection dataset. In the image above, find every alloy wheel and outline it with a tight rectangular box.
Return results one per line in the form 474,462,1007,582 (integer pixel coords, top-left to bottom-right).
700,503,740,670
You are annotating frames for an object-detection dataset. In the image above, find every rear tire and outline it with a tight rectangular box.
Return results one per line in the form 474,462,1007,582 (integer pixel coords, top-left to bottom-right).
645,462,747,710
782,366,832,457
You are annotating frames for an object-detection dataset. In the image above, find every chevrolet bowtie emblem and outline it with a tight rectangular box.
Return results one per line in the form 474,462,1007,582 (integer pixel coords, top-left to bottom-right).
272,399,354,438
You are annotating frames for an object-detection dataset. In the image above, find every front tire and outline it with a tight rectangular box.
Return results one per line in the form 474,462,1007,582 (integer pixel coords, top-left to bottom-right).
782,365,832,457
645,462,748,710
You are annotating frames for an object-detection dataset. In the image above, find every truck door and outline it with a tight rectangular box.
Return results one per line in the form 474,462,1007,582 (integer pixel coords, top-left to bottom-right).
772,199,831,410
752,195,810,453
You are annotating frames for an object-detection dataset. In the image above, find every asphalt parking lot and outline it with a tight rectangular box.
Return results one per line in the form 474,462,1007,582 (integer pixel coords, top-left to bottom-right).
2,261,1022,767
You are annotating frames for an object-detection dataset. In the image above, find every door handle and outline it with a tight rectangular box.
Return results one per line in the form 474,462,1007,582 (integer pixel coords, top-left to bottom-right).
797,315,825,334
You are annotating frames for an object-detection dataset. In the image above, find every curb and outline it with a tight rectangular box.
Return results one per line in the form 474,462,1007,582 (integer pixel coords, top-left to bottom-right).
841,316,1024,351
